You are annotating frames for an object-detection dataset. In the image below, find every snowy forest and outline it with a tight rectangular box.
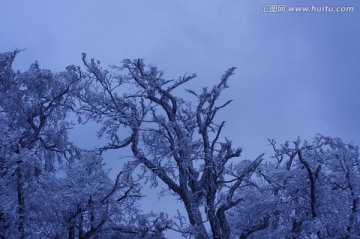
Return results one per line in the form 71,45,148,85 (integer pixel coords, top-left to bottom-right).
1,50,360,239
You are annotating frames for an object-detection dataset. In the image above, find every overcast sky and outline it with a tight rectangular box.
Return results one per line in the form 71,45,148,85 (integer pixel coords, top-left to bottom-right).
1,0,359,237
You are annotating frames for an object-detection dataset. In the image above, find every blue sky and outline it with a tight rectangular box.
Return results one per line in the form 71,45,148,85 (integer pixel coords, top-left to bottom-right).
1,0,360,237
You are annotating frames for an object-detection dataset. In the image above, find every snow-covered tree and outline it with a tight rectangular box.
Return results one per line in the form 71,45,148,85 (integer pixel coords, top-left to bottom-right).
228,135,360,239
33,152,156,239
0,50,82,238
0,50,173,239
78,56,264,239
3,50,359,239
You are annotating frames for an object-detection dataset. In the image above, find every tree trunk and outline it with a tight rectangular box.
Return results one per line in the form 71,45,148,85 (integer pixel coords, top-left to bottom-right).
78,206,83,239
297,151,317,219
68,224,75,239
206,180,224,239
345,179,358,239
182,194,209,239
16,160,25,239
89,196,95,232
